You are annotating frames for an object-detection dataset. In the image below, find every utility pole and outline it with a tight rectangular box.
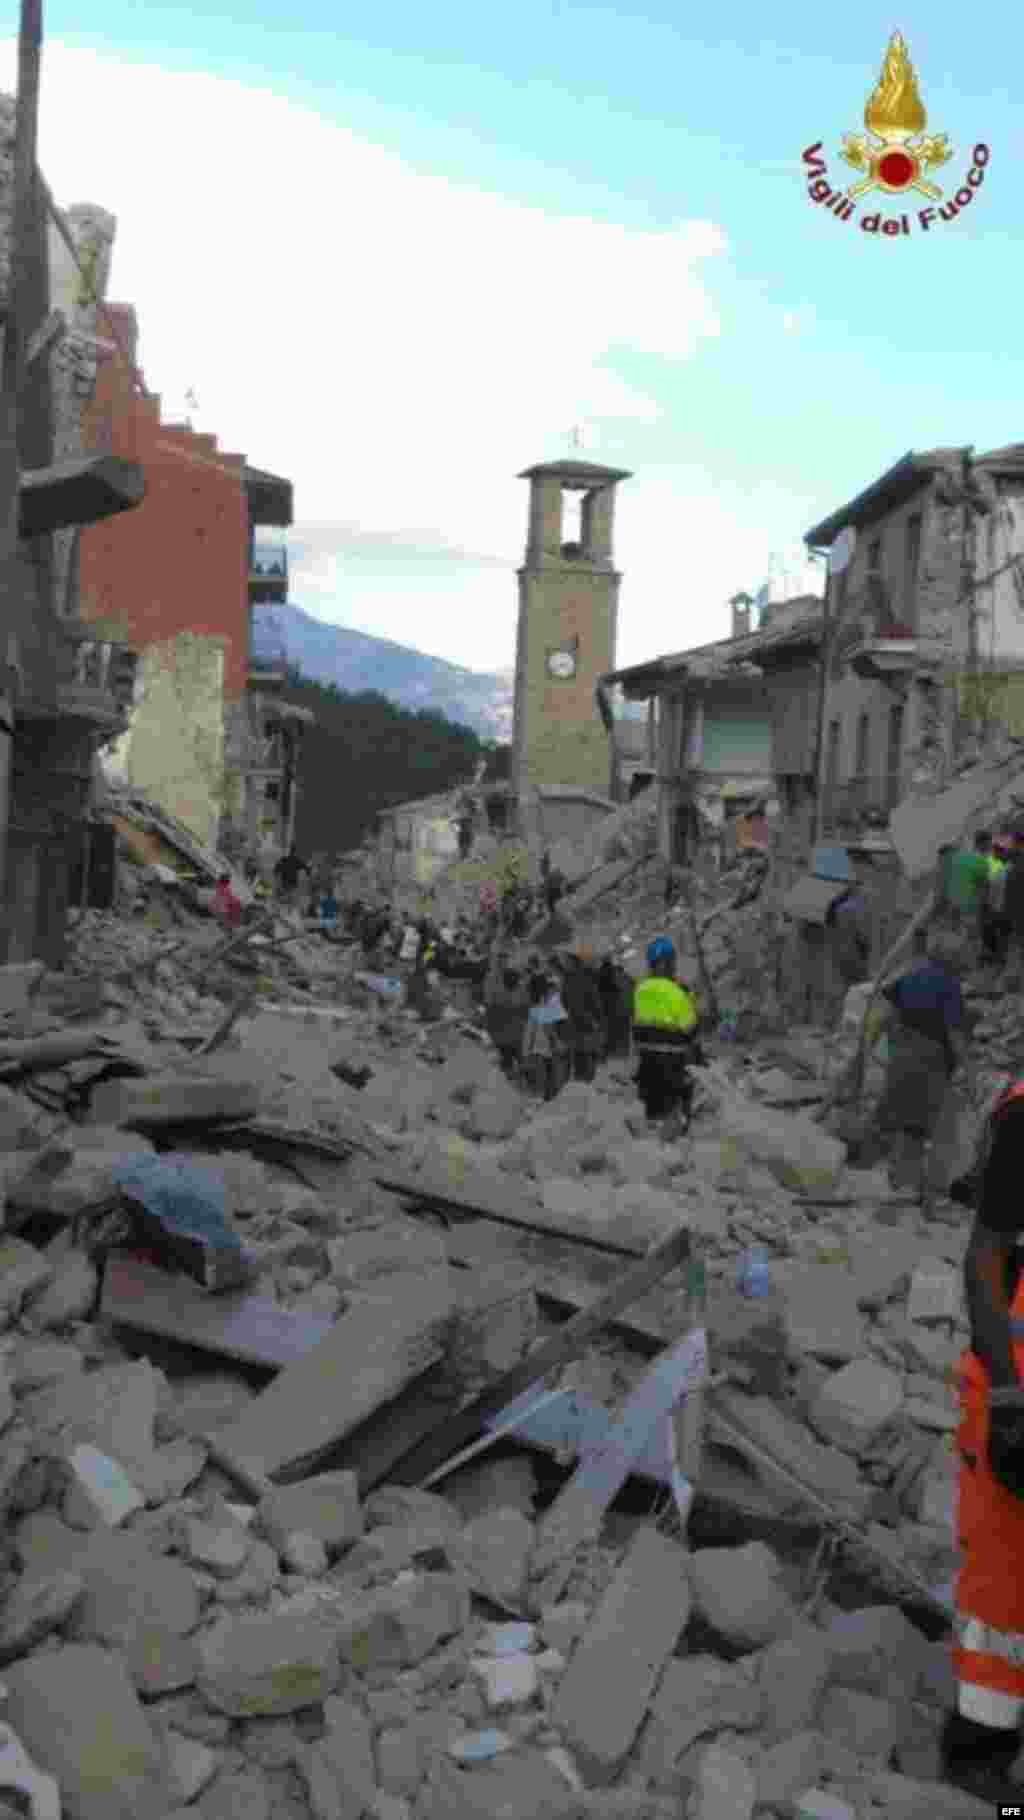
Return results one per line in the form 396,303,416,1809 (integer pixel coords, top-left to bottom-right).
0,0,44,925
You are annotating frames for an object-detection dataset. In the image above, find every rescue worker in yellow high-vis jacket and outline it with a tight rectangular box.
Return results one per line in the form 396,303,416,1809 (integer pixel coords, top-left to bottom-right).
632,936,702,1131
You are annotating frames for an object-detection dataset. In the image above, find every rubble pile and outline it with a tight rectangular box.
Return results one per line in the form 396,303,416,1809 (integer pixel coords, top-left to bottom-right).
0,896,994,1820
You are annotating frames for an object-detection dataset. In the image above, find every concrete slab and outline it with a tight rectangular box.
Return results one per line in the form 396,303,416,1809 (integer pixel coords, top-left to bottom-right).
2,1643,172,1820
214,1267,452,1480
89,1071,264,1129
550,1526,691,1785
102,1255,334,1371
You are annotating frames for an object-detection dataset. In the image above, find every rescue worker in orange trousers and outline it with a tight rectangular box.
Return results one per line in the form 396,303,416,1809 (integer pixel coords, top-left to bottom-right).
943,1082,1024,1801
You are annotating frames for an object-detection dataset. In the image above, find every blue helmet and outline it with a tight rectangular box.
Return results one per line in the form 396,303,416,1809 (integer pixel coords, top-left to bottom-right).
646,935,675,969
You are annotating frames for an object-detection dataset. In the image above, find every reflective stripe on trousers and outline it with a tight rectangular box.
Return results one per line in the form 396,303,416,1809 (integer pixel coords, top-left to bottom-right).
954,1268,1024,1727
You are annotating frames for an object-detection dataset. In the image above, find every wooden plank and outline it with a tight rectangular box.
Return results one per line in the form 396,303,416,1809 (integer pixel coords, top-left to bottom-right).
101,1255,335,1371
214,1268,453,1482
530,1327,708,1596
331,1369,458,1494
387,1223,691,1488
379,1159,653,1258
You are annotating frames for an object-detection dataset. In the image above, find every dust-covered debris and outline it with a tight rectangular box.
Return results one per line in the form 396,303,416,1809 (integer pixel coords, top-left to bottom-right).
0,834,985,1819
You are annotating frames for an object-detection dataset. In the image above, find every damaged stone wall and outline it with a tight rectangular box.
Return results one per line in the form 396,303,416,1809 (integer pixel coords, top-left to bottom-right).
100,632,226,851
48,203,118,620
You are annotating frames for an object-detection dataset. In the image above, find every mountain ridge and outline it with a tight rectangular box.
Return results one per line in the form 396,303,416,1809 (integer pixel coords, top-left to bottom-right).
253,602,513,741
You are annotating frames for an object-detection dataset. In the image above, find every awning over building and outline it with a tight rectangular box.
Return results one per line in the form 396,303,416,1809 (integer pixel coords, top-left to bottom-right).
244,466,293,527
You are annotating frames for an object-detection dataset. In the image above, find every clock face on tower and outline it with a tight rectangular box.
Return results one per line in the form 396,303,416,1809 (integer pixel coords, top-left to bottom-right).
546,649,577,680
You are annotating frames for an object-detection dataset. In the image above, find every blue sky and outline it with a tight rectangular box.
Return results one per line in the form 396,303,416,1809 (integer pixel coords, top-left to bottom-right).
3,3,1021,672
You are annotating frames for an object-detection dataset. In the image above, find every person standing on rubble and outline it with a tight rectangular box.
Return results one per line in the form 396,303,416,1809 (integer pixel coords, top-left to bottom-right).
947,832,994,953
560,947,605,1083
632,936,701,1133
598,952,633,1057
874,927,965,1202
522,969,570,1100
941,1083,1024,1803
274,844,308,908
483,948,530,1079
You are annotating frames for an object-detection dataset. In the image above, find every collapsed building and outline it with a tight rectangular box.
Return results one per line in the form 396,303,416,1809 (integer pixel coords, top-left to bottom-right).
0,97,145,967
75,302,312,869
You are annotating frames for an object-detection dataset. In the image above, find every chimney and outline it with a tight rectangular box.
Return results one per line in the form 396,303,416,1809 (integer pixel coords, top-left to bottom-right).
730,592,752,639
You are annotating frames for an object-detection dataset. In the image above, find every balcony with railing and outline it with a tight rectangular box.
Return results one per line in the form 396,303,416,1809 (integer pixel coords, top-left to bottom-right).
249,542,288,603
832,574,944,681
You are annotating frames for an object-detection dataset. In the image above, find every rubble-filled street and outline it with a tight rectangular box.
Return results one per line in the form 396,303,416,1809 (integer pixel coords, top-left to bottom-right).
0,830,1009,1820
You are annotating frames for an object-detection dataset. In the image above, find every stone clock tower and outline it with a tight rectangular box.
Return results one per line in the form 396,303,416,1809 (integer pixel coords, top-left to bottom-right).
511,457,631,805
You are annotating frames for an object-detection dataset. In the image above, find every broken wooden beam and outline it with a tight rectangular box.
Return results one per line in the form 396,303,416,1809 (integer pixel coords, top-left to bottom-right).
379,1160,654,1258
385,1222,691,1487
529,1325,709,1604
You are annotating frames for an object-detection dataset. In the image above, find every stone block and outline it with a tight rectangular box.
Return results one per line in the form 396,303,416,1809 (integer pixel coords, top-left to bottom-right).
334,1572,471,1669
639,1655,761,1776
450,1507,534,1610
755,1731,825,1807
0,961,43,1014
823,1604,930,1702
166,1730,220,1803
3,1642,171,1820
0,1238,52,1322
693,1742,756,1820
757,1624,832,1738
8,1339,83,1391
258,1472,363,1558
469,1081,524,1140
421,1753,577,1819
781,1266,865,1362
0,1568,84,1664
15,1511,201,1646
124,1623,200,1696
809,1359,905,1454
197,1612,340,1716
327,1218,447,1286
689,1542,795,1650
550,1527,691,1785
198,1767,272,1820
181,1514,251,1578
0,1083,44,1148
907,1259,962,1325
377,1724,426,1795
818,1685,911,1758
845,1232,923,1311
308,1694,378,1812
24,1249,97,1328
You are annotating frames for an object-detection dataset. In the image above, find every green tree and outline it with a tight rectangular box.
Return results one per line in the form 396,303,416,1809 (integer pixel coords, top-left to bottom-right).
278,669,508,853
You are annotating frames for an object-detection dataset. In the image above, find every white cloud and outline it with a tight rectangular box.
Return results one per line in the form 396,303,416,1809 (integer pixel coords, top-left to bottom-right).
0,40,817,671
